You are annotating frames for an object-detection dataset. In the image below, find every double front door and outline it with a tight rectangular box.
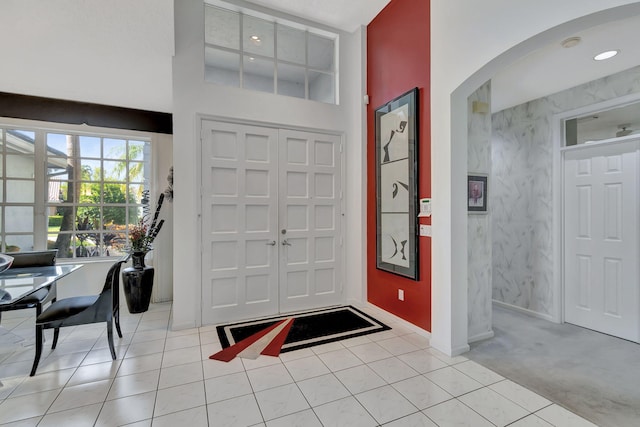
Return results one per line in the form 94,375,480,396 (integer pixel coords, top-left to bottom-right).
200,120,343,324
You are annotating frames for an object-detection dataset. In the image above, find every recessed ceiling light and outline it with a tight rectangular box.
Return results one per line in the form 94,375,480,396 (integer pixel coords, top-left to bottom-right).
249,35,261,45
594,50,619,61
561,37,581,48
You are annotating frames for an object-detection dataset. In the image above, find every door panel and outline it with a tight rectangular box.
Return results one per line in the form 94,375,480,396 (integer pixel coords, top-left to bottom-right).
279,130,342,313
564,139,639,342
201,121,279,324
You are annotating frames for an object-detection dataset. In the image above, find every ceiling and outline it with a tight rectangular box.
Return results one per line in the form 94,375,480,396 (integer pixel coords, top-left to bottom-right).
243,0,391,32
491,14,640,112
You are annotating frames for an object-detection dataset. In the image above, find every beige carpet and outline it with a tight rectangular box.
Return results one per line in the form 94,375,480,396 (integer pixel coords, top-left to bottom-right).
467,305,640,427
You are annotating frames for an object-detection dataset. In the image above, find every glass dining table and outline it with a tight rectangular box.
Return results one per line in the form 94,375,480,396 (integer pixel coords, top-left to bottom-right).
0,264,83,305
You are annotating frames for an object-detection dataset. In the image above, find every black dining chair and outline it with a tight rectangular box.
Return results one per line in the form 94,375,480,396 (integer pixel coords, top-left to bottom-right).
0,250,59,323
30,258,126,376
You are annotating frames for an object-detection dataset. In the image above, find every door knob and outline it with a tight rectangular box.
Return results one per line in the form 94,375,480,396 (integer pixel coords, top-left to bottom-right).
265,240,276,246
282,239,292,246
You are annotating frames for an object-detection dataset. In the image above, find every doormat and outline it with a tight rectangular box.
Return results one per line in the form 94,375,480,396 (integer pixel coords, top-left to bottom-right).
210,306,390,362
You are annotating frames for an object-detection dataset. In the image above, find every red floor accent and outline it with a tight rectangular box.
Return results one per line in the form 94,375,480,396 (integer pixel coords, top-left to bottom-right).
209,319,288,362
261,318,295,357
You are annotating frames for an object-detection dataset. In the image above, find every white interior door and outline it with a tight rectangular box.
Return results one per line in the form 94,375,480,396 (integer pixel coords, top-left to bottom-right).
563,138,640,342
279,129,342,313
201,121,279,324
201,121,343,325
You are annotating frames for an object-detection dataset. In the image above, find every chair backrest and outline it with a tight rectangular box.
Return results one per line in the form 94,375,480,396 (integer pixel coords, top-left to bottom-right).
9,250,58,268
86,259,126,319
100,258,127,293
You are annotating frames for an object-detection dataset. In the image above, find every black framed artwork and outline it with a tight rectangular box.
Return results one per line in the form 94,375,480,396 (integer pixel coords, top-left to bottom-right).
468,175,488,213
375,87,419,280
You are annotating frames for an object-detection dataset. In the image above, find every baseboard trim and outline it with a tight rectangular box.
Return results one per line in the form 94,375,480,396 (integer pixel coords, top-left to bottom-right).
468,330,494,343
493,300,554,322
349,301,431,339
428,341,470,357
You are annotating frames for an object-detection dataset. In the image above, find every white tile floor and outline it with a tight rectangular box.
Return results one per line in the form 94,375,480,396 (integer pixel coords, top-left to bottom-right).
0,303,599,426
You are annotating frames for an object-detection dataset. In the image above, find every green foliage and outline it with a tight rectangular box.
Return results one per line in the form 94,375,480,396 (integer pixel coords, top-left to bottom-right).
77,182,139,225
48,215,63,227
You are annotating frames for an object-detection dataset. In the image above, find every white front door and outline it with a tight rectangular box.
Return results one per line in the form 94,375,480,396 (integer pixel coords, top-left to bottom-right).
563,138,640,342
201,120,342,325
201,121,279,324
279,129,342,313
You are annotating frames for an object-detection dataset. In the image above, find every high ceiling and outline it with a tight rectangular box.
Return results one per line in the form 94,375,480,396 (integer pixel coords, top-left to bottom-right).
243,0,391,32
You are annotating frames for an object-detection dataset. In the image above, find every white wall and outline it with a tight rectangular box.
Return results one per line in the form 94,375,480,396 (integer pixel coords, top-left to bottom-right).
467,81,493,343
430,0,640,355
172,0,365,329
0,0,174,113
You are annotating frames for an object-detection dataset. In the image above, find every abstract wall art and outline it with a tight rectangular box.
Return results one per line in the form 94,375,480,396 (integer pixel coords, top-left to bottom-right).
375,87,419,279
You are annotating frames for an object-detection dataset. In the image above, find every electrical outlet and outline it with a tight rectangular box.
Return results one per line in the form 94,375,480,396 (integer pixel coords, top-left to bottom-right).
398,289,404,301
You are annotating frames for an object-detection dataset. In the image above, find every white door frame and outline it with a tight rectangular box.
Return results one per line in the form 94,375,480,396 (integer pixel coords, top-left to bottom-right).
552,93,640,326
196,115,346,325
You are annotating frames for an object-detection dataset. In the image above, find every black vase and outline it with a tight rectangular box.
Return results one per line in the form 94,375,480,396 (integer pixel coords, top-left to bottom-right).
122,251,154,313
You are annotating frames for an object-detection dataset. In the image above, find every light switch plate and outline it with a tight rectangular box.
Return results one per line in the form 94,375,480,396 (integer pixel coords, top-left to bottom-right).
419,224,432,236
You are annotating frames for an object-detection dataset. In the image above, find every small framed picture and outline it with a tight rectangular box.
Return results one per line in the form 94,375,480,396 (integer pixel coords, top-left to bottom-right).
468,175,487,213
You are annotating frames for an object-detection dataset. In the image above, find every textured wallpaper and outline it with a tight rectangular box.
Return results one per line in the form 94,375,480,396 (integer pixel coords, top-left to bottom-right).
491,66,640,317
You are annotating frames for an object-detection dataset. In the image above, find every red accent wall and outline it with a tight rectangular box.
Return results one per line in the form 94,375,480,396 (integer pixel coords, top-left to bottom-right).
367,0,431,331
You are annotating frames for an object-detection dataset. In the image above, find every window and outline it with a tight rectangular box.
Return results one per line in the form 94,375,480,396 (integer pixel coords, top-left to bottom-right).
204,3,338,104
563,101,640,146
1,125,151,259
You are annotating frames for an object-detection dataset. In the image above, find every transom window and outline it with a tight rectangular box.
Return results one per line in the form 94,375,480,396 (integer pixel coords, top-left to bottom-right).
204,2,338,104
0,125,151,259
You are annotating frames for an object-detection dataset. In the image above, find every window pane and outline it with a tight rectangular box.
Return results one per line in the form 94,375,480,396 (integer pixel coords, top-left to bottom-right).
6,180,35,203
5,206,33,232
103,205,126,224
243,56,274,93
277,63,305,98
308,33,335,71
243,15,274,58
47,133,68,154
104,138,126,159
128,161,146,183
277,25,305,64
6,154,34,178
55,181,75,204
129,205,145,224
129,141,147,161
79,182,98,202
4,234,33,252
205,5,239,49
309,71,335,104
205,47,240,86
47,157,68,177
47,178,65,204
81,159,101,180
104,160,126,182
0,153,3,177
128,184,146,204
11,130,34,140
78,136,100,158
